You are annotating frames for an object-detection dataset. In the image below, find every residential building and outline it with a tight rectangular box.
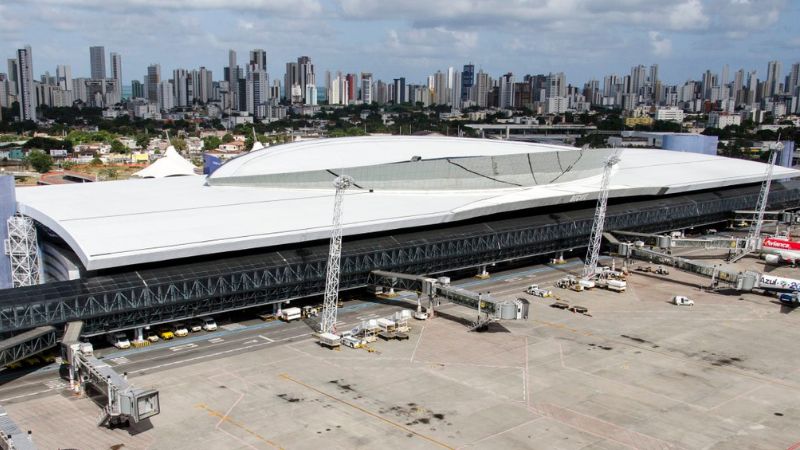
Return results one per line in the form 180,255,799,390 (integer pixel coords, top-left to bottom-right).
361,72,373,104
16,46,36,122
707,111,741,128
655,106,685,122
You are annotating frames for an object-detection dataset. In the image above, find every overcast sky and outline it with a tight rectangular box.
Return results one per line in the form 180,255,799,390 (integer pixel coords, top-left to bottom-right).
1,0,798,86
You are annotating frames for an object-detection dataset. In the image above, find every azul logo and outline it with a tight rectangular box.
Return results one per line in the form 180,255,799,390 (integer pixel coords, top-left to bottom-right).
760,275,800,290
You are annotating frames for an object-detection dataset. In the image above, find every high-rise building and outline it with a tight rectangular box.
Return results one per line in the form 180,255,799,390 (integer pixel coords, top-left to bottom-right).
111,52,122,84
346,73,356,101
297,56,314,105
474,70,490,107
16,46,36,122
788,63,800,95
172,69,188,107
56,65,72,91
131,80,144,99
361,72,373,104
7,59,19,96
89,46,106,79
157,80,173,111
630,64,646,95
283,61,297,101
461,64,474,102
499,73,514,109
249,49,267,71
393,77,406,104
246,63,268,116
433,70,448,105
545,72,566,99
198,67,212,104
765,60,782,97
146,64,161,103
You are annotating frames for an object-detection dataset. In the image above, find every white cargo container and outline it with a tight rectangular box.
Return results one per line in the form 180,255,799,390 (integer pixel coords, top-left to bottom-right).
318,332,341,348
280,307,302,322
606,280,627,292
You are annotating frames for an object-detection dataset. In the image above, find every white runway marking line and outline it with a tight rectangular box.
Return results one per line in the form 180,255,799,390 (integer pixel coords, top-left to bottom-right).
258,335,274,342
243,339,259,345
169,343,198,352
208,337,225,344
108,356,130,365
220,323,246,331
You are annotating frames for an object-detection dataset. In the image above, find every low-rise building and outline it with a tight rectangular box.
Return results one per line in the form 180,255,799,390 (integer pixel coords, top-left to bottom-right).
707,111,741,129
655,107,685,123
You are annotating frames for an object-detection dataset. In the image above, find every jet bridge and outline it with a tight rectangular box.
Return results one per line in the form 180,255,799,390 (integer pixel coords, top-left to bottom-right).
61,322,160,428
0,326,57,367
0,405,36,450
369,270,526,329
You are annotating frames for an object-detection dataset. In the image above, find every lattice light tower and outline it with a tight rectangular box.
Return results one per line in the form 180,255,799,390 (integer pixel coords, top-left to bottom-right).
319,175,353,335
748,144,780,249
582,155,620,280
5,213,41,287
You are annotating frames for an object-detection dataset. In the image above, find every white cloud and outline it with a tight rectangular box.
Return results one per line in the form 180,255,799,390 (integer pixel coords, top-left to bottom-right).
649,31,672,56
667,0,710,30
385,26,478,57
8,0,323,14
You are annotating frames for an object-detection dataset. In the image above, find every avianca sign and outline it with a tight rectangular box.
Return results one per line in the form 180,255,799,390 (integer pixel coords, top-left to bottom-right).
763,238,800,251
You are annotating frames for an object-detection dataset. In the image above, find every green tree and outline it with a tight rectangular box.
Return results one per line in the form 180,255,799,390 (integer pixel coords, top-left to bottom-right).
110,140,127,154
90,156,103,166
136,134,151,149
25,150,53,173
222,133,234,143
171,138,187,151
62,160,76,170
203,136,222,150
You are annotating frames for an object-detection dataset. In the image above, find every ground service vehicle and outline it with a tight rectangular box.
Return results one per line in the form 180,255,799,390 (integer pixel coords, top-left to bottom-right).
107,332,131,349
525,284,552,297
280,307,302,322
188,320,203,333
778,292,800,306
672,295,694,306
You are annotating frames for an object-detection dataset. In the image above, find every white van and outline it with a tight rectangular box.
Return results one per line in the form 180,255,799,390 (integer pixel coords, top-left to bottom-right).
107,332,131,349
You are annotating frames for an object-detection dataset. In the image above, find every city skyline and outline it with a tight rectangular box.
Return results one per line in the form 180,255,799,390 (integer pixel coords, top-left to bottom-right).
0,0,797,85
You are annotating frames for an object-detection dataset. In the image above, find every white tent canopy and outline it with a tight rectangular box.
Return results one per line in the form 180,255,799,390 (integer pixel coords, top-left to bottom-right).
132,146,198,178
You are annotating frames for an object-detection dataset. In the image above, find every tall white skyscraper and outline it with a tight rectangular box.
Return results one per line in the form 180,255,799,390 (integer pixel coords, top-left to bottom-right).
56,65,72,91
499,72,514,109
157,80,174,111
360,72,373,104
172,69,188,107
90,46,106,79
16,46,36,122
7,59,19,96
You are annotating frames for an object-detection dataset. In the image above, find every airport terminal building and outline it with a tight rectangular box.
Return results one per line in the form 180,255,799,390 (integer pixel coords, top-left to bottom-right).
3,136,800,336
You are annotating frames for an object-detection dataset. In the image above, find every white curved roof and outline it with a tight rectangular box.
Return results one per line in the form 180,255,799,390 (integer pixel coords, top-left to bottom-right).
211,136,573,177
14,136,800,271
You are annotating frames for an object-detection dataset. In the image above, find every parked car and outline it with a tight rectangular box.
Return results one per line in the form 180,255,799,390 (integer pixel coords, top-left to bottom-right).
188,320,203,333
672,295,694,306
159,327,175,340
172,323,189,337
202,317,218,331
146,331,160,342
